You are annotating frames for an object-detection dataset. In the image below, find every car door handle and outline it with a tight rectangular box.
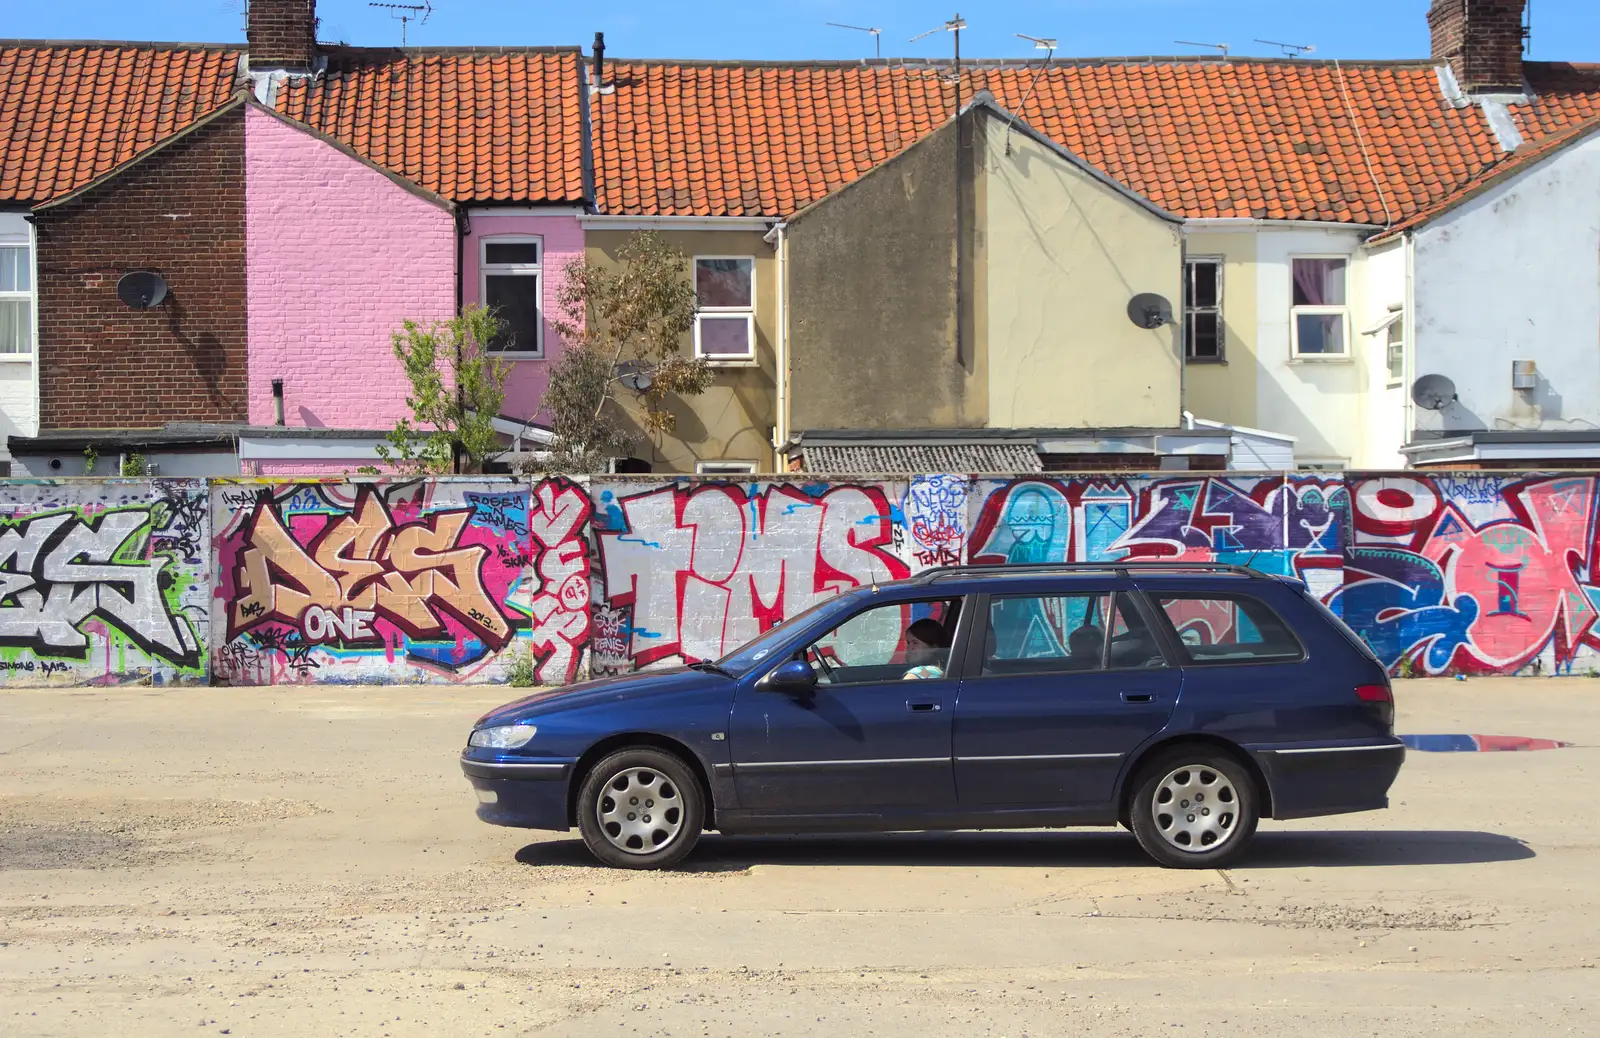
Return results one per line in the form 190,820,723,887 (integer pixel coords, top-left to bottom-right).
908,700,942,713
1121,692,1154,704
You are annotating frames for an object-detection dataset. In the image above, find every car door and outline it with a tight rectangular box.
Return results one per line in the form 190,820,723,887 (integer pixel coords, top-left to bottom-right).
728,596,967,813
953,588,1180,808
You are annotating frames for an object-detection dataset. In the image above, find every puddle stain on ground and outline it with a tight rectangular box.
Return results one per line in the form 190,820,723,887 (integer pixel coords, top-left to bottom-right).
1400,734,1572,752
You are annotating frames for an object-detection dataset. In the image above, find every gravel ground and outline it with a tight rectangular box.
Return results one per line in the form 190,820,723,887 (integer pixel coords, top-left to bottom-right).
0,678,1595,1037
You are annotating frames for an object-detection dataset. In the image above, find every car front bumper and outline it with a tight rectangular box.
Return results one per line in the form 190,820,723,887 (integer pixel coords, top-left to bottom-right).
460,754,577,830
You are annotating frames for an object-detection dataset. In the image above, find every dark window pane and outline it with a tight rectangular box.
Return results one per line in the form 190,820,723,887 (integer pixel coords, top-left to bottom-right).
1295,313,1345,355
484,242,541,265
1292,258,1347,306
485,273,542,352
696,258,752,308
1191,262,1218,308
1157,595,1303,664
983,594,1111,676
1189,313,1221,358
1108,595,1168,669
698,315,751,356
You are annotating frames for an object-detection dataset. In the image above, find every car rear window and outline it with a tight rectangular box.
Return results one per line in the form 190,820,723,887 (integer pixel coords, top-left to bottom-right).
1153,592,1305,665
1298,588,1382,665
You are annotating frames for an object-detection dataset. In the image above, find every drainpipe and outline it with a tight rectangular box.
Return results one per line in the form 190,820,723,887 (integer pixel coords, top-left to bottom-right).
765,221,789,464
1403,232,1417,467
452,207,471,474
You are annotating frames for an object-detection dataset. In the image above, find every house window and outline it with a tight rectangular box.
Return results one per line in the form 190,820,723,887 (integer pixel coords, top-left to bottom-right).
0,244,31,356
1291,257,1349,357
695,460,758,476
694,257,755,361
1386,315,1404,385
480,238,543,355
1184,258,1224,361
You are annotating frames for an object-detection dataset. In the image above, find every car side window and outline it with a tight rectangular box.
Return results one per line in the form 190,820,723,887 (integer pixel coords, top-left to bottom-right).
1155,593,1304,665
1107,594,1170,670
982,594,1112,676
802,598,961,686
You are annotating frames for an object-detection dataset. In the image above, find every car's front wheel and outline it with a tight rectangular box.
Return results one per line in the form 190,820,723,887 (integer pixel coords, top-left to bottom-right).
1129,746,1259,869
575,747,704,869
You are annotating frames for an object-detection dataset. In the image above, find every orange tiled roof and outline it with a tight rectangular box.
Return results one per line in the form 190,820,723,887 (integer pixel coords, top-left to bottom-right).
275,47,587,204
0,42,240,205
593,57,1600,223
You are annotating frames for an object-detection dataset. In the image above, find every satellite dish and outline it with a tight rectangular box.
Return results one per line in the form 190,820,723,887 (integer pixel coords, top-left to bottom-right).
1411,373,1459,411
116,271,168,309
1127,293,1174,329
614,360,654,394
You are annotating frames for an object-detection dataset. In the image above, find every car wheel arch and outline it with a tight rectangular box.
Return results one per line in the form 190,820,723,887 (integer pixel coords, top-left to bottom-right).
567,733,718,829
1117,734,1274,826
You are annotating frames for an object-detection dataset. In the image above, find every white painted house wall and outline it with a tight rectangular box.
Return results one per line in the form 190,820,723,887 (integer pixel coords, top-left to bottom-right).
1411,128,1600,441
0,212,37,467
1359,238,1410,469
1253,226,1402,469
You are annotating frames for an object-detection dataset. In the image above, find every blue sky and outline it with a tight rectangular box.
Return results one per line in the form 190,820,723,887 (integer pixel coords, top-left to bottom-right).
7,1,1597,63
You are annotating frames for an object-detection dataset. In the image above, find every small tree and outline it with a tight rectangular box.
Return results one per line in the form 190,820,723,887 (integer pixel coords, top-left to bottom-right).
530,232,711,473
375,304,512,474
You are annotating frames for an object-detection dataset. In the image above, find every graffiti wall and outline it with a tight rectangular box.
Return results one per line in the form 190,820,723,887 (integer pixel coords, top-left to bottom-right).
0,480,210,686
3,471,1596,685
210,479,588,685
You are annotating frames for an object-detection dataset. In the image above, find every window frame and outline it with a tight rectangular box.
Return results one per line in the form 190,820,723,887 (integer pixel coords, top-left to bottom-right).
1183,256,1225,363
1289,254,1352,360
794,595,971,688
0,240,33,360
692,254,757,364
1385,313,1405,387
479,235,545,358
695,460,759,476
1148,591,1307,668
970,589,1175,679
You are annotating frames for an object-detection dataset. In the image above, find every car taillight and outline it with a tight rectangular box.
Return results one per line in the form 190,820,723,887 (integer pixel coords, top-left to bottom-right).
1356,683,1395,731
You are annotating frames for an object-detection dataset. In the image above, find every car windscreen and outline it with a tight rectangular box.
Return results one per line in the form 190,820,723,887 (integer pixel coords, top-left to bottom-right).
715,592,864,676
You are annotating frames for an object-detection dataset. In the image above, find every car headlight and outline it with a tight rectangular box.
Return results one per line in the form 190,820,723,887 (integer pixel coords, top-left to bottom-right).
469,723,538,749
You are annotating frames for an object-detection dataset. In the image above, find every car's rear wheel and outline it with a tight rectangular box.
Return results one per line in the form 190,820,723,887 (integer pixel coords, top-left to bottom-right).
576,747,704,869
1129,745,1259,869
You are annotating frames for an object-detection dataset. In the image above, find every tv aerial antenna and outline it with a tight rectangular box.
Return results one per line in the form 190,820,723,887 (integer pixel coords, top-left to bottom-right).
1255,38,1315,58
1004,33,1058,155
911,12,968,101
827,22,882,59
1176,40,1231,57
369,1,432,46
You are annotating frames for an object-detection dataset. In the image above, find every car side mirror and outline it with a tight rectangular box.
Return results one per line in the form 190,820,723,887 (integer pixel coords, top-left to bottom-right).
764,659,817,696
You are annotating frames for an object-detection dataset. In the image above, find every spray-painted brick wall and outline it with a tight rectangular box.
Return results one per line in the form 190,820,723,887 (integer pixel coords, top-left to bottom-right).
244,106,456,434
5,471,1598,685
0,480,210,685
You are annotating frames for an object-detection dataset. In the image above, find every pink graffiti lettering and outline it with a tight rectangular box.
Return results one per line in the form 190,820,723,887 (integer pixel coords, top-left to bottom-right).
525,479,594,684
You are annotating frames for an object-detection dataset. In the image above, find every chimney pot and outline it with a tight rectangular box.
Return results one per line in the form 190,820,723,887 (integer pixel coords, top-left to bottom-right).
247,0,318,71
1429,0,1527,95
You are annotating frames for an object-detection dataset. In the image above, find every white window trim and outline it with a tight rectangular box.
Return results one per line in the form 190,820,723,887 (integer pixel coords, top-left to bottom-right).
693,255,757,364
479,235,544,358
1289,254,1352,361
1183,256,1225,363
695,460,758,475
0,238,33,361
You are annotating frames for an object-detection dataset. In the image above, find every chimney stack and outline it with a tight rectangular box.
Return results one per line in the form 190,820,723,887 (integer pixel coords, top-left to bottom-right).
1429,0,1528,95
247,0,318,71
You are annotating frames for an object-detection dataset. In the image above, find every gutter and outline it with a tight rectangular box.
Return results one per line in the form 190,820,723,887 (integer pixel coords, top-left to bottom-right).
764,221,789,457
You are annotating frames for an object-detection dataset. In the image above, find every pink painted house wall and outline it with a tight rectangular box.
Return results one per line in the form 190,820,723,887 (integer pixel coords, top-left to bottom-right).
245,106,456,431
461,212,584,426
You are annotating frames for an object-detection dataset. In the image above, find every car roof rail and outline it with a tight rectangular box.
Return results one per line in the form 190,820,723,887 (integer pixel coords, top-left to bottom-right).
909,561,1270,584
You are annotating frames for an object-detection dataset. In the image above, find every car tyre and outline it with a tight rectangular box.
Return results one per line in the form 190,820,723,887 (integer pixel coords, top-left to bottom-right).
1129,745,1259,869
576,747,705,870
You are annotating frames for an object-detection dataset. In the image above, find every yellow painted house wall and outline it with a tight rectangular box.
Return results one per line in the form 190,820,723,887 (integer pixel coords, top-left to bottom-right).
980,114,1184,429
583,229,777,473
1181,229,1259,427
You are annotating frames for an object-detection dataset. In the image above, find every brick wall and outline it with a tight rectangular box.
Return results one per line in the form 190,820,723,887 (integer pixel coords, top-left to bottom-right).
245,106,456,431
247,0,317,69
1429,0,1527,94
34,107,248,430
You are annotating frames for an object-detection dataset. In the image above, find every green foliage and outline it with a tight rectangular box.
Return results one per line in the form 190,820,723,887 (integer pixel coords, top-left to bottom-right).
376,304,513,475
120,453,147,477
533,232,712,473
504,651,537,688
82,444,98,476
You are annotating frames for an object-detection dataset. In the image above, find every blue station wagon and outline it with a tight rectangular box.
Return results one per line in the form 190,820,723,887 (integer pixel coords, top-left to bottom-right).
461,563,1404,869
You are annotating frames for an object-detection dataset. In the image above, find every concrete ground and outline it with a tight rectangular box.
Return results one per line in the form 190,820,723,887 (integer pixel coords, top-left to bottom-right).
0,678,1594,1037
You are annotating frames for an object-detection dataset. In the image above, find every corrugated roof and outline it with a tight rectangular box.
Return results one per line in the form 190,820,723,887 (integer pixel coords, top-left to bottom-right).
799,443,1043,474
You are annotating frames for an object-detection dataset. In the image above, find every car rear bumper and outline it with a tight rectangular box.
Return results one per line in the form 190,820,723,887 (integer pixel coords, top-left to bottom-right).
460,754,575,830
1248,739,1406,820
